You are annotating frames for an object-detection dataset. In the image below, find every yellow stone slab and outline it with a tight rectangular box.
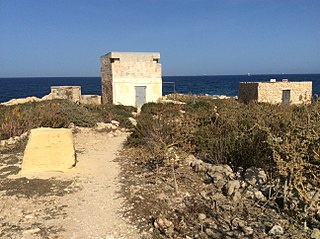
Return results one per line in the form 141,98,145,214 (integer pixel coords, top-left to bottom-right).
21,128,76,174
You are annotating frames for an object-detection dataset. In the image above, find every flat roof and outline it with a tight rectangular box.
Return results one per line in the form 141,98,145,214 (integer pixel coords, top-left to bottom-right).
101,51,160,59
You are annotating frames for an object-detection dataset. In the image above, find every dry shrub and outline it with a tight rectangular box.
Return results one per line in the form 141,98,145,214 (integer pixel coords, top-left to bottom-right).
127,97,320,219
128,103,184,167
0,100,135,140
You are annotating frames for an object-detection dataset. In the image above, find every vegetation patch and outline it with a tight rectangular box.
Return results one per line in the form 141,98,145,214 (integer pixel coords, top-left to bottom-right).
124,94,320,238
0,100,135,140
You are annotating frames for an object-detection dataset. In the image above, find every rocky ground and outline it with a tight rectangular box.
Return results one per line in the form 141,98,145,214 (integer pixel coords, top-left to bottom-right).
118,148,319,239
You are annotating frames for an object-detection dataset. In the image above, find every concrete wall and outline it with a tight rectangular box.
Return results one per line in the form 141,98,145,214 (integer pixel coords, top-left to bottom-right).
239,81,312,104
100,52,162,107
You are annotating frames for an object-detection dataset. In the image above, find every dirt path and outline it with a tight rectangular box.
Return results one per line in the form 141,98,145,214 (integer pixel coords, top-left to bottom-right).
0,128,139,239
60,128,139,239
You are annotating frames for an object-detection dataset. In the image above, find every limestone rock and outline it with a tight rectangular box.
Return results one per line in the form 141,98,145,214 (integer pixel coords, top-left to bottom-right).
198,213,206,221
207,165,234,189
128,117,137,126
246,189,267,202
154,217,173,229
1,96,41,106
243,226,253,235
208,165,234,179
205,228,214,236
190,158,206,173
0,131,29,149
231,218,245,229
224,180,241,196
95,122,117,132
268,225,284,235
111,120,120,127
244,167,267,185
312,228,320,239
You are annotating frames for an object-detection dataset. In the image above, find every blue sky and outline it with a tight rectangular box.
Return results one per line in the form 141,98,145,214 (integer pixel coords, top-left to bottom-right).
0,0,319,77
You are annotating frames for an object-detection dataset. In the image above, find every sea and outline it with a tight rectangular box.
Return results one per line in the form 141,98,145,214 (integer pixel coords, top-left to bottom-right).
0,74,319,103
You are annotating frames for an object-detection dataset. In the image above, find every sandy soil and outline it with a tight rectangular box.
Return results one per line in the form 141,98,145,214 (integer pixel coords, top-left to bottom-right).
0,128,139,239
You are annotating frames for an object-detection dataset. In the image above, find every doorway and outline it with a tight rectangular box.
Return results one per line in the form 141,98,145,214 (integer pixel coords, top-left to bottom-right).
282,90,291,104
135,86,146,107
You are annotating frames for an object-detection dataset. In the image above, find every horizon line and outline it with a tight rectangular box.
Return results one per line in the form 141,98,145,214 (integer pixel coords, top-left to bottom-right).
1,72,320,78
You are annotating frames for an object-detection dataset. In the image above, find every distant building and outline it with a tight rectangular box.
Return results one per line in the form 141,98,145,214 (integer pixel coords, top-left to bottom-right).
50,86,82,103
100,52,162,107
239,80,312,104
50,86,101,105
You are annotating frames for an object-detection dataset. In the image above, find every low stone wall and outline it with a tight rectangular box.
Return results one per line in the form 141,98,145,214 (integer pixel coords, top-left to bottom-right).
81,95,101,105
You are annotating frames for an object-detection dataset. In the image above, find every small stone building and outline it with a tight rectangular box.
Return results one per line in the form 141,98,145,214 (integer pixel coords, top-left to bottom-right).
100,52,162,107
239,80,312,104
49,86,101,105
50,86,81,103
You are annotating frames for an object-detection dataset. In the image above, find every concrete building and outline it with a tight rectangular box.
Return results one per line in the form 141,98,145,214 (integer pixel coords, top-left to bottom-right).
239,80,312,105
100,52,162,107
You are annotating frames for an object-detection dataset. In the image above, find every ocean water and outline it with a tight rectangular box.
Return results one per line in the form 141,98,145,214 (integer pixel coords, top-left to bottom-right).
0,74,319,103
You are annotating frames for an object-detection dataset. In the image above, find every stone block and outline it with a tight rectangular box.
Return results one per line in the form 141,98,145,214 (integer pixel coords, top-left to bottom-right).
20,128,75,174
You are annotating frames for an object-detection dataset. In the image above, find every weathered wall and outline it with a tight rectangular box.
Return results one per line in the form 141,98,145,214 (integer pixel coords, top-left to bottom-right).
100,52,162,106
239,81,312,104
81,95,101,105
100,57,113,104
238,82,259,103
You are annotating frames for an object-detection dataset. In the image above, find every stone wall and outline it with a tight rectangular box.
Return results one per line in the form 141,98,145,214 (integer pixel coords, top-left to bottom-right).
51,86,101,105
50,86,82,103
81,95,101,105
239,81,312,105
100,52,162,107
100,57,113,104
